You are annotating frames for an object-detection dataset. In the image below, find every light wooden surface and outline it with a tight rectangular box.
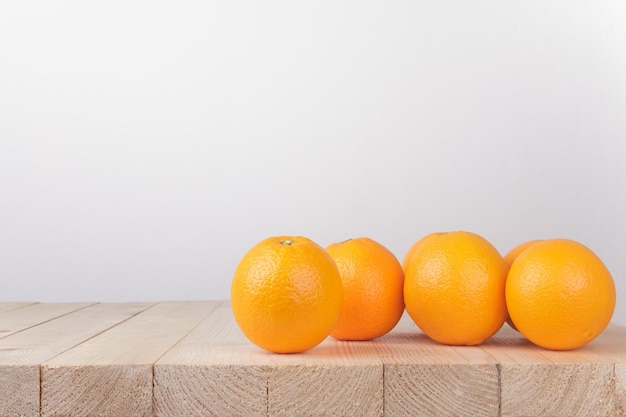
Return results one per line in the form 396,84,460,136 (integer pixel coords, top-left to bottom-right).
0,301,624,417
483,325,619,417
377,314,500,417
0,302,37,315
0,302,152,417
41,301,219,417
0,302,94,339
155,305,383,417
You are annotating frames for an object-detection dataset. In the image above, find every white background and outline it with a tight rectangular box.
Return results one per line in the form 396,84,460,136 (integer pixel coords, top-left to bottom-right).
1,1,625,326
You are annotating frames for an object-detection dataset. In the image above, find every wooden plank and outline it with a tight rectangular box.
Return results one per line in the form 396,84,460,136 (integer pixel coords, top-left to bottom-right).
154,306,269,417
482,323,618,417
582,324,626,417
266,339,382,417
0,302,152,417
0,302,37,314
0,301,622,417
154,306,383,417
41,301,219,417
375,314,500,417
0,302,94,339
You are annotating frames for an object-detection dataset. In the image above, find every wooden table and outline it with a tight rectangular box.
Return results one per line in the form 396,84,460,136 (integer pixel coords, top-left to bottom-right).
0,301,624,417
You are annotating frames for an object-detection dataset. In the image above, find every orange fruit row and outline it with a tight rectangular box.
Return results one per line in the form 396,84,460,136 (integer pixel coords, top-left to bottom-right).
231,236,405,353
231,232,616,354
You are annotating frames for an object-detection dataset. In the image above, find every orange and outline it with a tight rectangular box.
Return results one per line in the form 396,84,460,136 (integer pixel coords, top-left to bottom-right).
503,239,543,330
404,231,508,345
231,236,343,353
401,235,429,272
506,239,616,350
326,237,405,340
503,240,543,266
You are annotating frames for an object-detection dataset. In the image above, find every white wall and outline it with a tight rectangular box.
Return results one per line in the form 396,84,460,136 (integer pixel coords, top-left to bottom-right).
1,0,625,326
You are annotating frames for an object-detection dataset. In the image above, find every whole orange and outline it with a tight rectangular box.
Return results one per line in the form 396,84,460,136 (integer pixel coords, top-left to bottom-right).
506,239,616,350
231,236,343,353
404,231,508,345
326,237,404,340
503,239,543,330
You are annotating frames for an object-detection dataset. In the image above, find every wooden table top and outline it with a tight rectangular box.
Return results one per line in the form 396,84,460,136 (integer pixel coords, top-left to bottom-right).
0,301,624,417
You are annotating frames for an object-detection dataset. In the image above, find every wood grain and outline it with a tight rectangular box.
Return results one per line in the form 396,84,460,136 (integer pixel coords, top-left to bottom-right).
266,339,383,417
0,302,152,417
41,301,219,417
0,302,37,314
155,307,383,417
1,302,625,417
617,364,626,416
0,302,93,339
376,315,500,417
155,307,269,417
581,324,626,417
482,324,617,417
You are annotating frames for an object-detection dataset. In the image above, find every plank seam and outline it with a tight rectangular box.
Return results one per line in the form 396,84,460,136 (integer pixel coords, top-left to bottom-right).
39,360,43,417
40,302,156,365
496,363,501,417
150,302,221,366
0,302,39,314
381,359,386,417
151,365,156,417
149,302,222,417
38,303,156,417
266,370,270,417
0,303,98,341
